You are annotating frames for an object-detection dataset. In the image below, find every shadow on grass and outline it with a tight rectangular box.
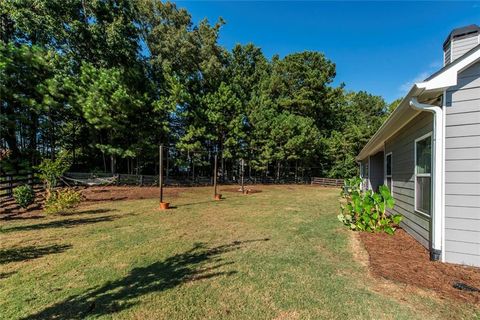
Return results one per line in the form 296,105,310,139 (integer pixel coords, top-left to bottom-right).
0,214,45,221
3,214,121,233
0,271,16,279
0,208,115,222
24,238,270,319
0,244,72,265
73,208,117,215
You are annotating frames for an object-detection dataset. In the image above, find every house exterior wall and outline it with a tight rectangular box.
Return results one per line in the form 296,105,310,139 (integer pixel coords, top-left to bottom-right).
451,36,479,62
444,61,480,266
384,112,433,248
369,151,384,192
444,43,451,66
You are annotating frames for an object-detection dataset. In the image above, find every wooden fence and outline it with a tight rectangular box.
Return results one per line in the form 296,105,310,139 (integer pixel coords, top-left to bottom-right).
64,172,344,187
0,172,43,213
310,177,344,187
64,172,334,186
63,172,213,187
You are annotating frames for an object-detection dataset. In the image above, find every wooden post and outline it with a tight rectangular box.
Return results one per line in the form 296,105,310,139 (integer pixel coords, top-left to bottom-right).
213,153,218,199
240,159,245,194
7,175,12,196
166,148,169,183
159,144,164,204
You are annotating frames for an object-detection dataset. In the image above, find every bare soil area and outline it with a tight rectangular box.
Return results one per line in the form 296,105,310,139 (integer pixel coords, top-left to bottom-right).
359,229,480,304
80,186,180,202
220,186,262,194
1,185,264,219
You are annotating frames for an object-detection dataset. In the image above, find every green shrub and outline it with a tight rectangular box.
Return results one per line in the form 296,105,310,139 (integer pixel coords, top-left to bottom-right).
338,177,402,235
44,188,82,214
13,184,35,208
35,152,71,197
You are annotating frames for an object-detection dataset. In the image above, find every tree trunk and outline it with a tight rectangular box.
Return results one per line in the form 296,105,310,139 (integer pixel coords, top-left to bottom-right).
295,160,298,183
3,103,20,158
276,161,281,181
110,155,116,175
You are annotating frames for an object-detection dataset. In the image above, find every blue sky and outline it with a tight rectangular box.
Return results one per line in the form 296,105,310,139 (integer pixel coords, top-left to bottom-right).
173,1,480,102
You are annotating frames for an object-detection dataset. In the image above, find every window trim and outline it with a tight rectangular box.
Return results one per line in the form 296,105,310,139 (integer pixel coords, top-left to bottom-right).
414,132,433,217
360,160,369,190
385,152,393,193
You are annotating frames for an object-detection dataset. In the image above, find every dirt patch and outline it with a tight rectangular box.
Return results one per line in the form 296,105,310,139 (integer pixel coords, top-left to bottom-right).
359,229,480,304
220,187,262,194
79,186,180,202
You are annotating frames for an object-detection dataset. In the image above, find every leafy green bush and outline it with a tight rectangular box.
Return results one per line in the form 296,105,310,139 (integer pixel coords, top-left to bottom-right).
13,184,35,208
44,188,82,214
35,152,71,197
338,177,402,235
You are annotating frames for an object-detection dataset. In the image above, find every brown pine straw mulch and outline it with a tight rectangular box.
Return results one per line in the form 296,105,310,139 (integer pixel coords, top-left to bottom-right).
359,229,480,304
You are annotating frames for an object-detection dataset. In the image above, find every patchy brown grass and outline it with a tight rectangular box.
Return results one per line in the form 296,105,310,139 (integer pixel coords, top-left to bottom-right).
1,186,479,319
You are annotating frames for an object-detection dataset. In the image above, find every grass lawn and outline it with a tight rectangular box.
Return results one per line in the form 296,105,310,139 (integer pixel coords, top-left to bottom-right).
1,185,479,319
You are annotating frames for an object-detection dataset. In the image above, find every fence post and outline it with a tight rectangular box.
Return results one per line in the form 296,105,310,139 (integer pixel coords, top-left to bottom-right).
213,154,218,199
28,173,33,186
6,175,12,196
159,144,164,204
139,174,143,186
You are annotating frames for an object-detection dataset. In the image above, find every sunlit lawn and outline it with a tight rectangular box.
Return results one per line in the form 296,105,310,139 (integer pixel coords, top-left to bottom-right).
1,185,478,319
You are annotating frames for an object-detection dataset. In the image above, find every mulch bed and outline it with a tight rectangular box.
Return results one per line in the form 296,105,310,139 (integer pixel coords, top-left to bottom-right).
359,229,480,304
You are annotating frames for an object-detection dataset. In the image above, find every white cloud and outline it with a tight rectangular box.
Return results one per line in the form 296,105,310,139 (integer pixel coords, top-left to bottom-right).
428,60,442,69
398,71,430,94
398,59,443,95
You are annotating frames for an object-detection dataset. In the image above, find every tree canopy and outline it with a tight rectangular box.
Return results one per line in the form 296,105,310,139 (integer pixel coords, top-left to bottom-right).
0,0,392,178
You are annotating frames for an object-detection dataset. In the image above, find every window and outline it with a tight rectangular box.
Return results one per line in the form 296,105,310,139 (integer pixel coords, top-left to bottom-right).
415,133,432,215
360,162,369,179
360,161,369,190
385,153,392,192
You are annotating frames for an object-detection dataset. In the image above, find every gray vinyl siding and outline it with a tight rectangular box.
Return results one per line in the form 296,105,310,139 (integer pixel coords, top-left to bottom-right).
444,44,451,66
369,151,384,192
384,112,433,248
444,61,480,267
451,36,479,61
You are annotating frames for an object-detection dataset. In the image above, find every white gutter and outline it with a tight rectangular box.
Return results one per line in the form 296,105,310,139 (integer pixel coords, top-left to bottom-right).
409,97,444,261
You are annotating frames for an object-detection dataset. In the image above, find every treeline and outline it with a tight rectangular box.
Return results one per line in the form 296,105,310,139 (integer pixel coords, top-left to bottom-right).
0,0,396,178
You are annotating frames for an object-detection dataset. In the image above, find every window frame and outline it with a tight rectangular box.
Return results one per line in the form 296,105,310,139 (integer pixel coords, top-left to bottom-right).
385,152,393,193
414,132,433,217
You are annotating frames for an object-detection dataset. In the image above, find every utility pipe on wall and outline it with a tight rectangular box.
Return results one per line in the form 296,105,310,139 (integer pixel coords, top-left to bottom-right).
409,97,444,261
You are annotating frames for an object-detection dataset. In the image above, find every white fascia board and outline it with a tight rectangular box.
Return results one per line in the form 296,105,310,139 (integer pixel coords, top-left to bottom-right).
357,47,480,162
417,48,480,91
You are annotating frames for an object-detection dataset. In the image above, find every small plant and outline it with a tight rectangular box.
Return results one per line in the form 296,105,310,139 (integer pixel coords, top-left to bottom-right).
338,177,402,235
13,184,35,208
44,188,82,214
35,152,71,198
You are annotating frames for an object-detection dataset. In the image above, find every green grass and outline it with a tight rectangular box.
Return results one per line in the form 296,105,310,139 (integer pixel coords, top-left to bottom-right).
0,186,478,319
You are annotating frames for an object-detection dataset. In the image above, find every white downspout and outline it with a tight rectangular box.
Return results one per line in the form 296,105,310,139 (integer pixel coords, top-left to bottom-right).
409,98,444,261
